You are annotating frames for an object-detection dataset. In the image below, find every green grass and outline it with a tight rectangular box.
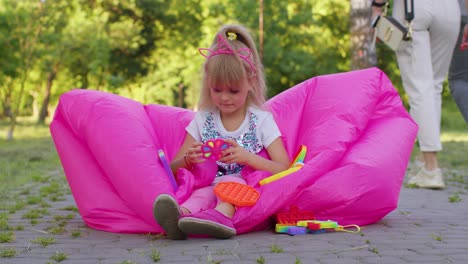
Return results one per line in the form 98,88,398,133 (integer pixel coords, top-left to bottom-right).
0,119,61,195
407,98,468,188
441,97,468,131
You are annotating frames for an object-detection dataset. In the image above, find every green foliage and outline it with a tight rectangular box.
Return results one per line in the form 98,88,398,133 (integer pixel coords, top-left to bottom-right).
0,0,351,117
0,0,464,132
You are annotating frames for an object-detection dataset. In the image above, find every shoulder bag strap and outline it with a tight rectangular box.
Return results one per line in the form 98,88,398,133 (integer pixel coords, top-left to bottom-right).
403,0,414,40
404,0,414,22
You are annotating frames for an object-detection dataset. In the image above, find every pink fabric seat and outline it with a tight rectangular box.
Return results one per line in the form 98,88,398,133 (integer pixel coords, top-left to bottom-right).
50,67,417,234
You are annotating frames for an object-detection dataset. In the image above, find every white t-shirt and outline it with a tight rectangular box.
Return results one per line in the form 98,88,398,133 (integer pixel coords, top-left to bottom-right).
186,106,282,176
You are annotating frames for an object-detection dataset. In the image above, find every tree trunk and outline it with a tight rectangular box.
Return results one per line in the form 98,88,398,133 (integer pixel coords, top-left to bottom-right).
1,78,14,119
8,72,29,141
178,83,184,108
350,0,377,70
80,70,89,89
38,69,56,124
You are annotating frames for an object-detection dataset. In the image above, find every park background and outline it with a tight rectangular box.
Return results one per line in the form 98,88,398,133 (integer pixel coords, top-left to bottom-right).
1,1,468,261
1,0,467,191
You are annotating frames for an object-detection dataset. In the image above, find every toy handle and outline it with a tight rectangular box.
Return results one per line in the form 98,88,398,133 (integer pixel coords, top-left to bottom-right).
158,149,178,191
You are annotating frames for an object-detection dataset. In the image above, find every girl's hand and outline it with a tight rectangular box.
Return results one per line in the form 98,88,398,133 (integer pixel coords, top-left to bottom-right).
184,142,204,166
219,138,252,165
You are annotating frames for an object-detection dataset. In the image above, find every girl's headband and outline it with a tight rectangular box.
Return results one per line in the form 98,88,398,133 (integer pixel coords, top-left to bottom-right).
198,33,256,74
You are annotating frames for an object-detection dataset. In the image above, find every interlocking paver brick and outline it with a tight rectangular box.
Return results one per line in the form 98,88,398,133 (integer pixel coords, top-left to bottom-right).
1,167,468,264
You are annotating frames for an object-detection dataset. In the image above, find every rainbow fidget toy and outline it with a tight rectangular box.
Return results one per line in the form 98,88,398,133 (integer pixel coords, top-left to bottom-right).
201,139,230,160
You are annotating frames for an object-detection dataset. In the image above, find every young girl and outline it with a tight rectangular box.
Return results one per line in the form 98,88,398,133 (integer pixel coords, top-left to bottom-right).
153,24,290,240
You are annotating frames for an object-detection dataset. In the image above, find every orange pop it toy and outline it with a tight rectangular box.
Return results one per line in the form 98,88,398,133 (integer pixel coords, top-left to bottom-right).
275,206,315,225
214,182,259,207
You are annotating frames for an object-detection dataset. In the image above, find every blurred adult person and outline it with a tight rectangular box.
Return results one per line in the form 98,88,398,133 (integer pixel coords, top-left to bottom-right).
449,0,468,124
372,0,461,189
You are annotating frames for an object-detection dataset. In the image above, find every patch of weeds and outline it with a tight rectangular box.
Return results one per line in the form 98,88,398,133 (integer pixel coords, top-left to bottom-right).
120,261,136,264
369,247,379,255
0,247,17,257
71,230,81,238
365,239,371,244
270,244,283,253
31,237,56,247
294,257,302,264
50,251,68,262
54,214,75,221
449,193,462,203
15,225,24,231
47,226,65,235
150,248,161,262
0,213,8,220
30,219,40,225
39,181,62,196
58,221,69,228
18,188,31,196
49,195,65,202
26,195,43,205
32,175,51,183
22,208,49,219
0,219,12,231
431,234,442,242
399,211,410,215
256,256,265,264
215,249,232,255
406,183,419,189
40,201,51,208
8,201,26,213
60,206,79,213
413,222,422,227
0,231,15,243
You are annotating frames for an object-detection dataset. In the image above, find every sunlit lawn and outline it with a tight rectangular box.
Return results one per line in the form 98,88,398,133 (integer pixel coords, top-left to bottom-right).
441,131,468,142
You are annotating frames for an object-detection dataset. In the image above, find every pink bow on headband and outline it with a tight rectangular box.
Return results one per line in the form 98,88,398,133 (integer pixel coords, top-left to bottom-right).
199,34,256,74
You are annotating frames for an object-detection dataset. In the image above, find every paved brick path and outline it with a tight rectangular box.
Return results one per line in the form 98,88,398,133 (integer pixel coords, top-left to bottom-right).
1,167,467,264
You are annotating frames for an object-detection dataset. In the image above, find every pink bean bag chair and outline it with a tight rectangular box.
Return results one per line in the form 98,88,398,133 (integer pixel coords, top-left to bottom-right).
50,67,417,234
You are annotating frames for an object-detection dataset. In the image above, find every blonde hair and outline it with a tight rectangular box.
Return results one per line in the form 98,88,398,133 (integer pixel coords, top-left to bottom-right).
198,24,266,110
